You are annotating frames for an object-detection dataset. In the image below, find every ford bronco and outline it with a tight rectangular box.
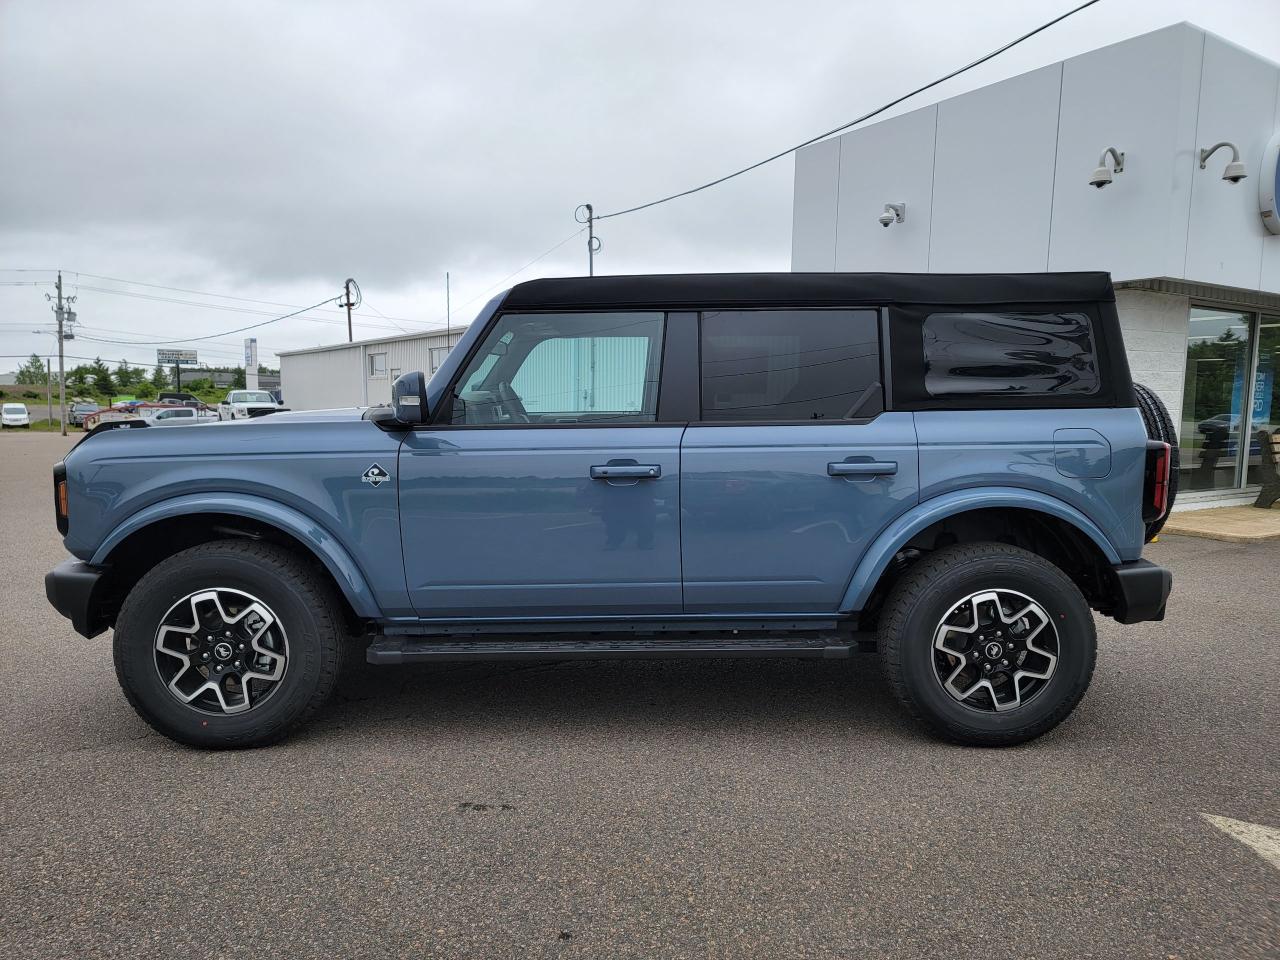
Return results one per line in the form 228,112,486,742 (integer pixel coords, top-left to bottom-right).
45,272,1174,748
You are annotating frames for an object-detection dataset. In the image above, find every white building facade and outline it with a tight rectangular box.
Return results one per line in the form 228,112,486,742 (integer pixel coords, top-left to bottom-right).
792,23,1280,508
279,327,465,411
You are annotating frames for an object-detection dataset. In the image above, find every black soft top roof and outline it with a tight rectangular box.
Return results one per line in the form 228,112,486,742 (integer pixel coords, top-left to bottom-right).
501,272,1115,311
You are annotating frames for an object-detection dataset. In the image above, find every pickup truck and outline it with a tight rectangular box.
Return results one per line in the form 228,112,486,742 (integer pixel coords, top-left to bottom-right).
45,272,1174,749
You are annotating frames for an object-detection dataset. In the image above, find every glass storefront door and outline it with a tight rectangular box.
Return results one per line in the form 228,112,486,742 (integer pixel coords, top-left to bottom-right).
1180,308,1254,493
1245,315,1279,486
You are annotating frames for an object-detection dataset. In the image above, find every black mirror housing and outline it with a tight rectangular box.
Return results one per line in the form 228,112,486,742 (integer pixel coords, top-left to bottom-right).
391,371,429,425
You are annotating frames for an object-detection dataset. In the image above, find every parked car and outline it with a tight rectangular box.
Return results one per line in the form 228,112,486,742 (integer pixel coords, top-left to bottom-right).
139,405,218,426
157,392,200,405
1,402,31,428
46,272,1174,749
69,402,101,428
218,390,280,420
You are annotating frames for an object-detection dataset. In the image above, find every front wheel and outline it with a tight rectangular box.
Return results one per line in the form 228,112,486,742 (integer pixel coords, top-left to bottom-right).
113,540,350,748
878,542,1096,747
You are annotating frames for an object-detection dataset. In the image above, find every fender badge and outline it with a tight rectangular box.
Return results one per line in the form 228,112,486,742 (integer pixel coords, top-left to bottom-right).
361,463,391,487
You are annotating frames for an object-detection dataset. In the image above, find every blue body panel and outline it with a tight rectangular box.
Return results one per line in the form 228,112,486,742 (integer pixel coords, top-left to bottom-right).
912,408,1147,562
398,427,684,617
60,388,1150,626
63,412,412,617
679,415,920,612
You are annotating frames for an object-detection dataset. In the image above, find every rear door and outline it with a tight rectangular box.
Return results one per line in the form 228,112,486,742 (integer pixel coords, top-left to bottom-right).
680,308,919,613
399,310,684,618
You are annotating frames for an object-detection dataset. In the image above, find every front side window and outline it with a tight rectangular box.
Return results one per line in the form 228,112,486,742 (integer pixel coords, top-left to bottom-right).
700,309,882,422
450,312,664,425
923,312,1099,397
368,353,388,378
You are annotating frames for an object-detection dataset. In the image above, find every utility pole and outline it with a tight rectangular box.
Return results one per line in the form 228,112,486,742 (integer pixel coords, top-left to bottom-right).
47,359,53,425
339,278,361,343
575,204,602,276
43,271,73,436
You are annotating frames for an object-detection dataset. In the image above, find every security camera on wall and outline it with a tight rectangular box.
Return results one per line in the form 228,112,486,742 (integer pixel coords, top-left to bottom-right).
878,202,905,228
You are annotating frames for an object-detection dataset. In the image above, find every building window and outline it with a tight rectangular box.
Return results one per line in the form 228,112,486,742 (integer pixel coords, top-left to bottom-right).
368,353,388,378
922,312,1099,397
1181,308,1255,493
430,346,450,372
700,309,882,422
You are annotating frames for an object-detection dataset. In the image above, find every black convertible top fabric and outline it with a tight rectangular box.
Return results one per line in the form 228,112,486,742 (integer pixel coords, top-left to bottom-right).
500,272,1115,312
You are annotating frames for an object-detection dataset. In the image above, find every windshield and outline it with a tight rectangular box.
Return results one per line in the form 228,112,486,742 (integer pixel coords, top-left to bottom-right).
74,403,99,412
3,404,27,413
232,392,273,403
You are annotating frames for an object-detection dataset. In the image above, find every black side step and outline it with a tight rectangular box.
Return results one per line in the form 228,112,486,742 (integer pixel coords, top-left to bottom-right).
367,635,864,665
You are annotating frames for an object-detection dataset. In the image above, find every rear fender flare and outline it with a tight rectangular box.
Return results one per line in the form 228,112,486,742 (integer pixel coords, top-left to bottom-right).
839,486,1121,613
89,493,380,618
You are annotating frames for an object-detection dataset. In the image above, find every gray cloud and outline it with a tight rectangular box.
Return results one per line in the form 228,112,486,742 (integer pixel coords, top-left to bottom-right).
2,0,1278,368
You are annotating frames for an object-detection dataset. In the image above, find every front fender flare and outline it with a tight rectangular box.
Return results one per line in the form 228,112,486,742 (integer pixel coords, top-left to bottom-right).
839,487,1121,613
90,493,380,618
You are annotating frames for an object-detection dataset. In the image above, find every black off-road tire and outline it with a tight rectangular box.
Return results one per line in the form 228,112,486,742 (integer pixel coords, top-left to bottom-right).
878,542,1097,747
1133,382,1179,540
113,540,350,749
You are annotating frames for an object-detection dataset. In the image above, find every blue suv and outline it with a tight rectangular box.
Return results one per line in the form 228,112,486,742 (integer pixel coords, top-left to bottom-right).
45,273,1174,748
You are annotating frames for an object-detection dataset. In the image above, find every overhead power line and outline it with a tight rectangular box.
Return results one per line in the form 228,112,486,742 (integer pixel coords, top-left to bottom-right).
593,0,1105,221
71,294,345,346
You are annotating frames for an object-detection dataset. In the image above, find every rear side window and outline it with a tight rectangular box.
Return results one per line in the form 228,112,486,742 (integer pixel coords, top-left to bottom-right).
923,312,1099,397
699,309,882,422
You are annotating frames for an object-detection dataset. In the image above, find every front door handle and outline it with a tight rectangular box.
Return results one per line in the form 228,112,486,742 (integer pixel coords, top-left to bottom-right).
590,464,662,480
828,460,897,478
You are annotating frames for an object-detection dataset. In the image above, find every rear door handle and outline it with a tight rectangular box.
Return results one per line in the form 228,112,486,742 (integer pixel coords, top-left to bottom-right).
590,464,662,480
828,461,897,477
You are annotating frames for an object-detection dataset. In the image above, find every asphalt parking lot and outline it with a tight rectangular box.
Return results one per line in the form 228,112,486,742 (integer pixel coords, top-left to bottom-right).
1,431,1276,959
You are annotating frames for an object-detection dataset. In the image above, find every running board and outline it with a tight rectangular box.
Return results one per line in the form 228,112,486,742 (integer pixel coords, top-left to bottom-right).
367,635,868,665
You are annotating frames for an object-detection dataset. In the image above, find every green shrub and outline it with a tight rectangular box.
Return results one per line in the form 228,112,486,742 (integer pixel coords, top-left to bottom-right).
22,390,39,399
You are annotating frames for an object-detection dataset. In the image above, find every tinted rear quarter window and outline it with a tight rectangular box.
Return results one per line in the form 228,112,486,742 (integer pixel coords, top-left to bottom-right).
699,309,882,422
923,311,1099,397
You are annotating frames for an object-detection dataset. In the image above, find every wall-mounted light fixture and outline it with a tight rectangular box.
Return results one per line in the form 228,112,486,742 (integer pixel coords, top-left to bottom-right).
1199,141,1247,183
1088,148,1125,188
877,202,906,228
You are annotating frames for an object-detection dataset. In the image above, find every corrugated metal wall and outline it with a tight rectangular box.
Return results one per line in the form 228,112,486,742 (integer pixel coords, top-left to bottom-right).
280,344,363,411
511,335,653,412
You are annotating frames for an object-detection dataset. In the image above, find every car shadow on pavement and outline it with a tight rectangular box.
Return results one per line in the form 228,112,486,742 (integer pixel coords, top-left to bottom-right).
315,653,932,745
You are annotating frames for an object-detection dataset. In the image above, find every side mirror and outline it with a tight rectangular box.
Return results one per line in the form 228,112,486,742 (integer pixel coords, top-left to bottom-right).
391,371,429,425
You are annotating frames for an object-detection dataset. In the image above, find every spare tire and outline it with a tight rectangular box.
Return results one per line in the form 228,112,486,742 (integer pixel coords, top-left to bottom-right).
1133,382,1179,541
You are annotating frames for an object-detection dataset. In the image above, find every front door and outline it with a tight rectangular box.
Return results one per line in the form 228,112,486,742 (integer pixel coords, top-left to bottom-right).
679,308,919,613
399,310,682,618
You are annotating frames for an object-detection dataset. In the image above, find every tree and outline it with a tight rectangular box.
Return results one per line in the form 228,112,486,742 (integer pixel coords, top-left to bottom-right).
232,366,246,389
68,366,90,391
150,366,170,391
15,353,47,385
134,382,156,400
115,360,141,389
93,369,116,398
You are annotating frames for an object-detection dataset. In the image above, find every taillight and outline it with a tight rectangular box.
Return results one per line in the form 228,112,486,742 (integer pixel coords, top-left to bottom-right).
53,461,68,535
1142,441,1170,524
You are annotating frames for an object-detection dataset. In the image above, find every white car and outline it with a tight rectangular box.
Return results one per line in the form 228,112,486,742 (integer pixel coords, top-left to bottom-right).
1,403,31,429
218,390,279,421
141,406,218,427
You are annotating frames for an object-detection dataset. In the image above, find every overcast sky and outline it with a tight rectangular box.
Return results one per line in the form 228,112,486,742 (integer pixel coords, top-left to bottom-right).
3,0,1279,372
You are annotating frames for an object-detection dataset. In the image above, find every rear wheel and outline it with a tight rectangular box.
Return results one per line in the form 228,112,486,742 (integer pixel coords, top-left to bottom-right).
879,542,1096,746
113,540,349,748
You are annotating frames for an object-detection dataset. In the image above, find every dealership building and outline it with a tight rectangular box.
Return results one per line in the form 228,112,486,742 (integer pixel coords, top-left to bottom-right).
792,22,1280,508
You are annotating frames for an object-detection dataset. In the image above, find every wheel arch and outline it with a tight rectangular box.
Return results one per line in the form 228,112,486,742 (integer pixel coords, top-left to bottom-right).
91,494,380,623
842,488,1121,620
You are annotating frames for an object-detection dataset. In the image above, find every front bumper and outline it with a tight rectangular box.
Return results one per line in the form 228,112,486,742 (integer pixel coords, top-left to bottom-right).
45,559,112,638
1110,559,1172,624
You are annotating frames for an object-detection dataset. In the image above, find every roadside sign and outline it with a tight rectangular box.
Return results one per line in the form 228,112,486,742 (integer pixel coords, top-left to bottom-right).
244,338,259,390
157,349,197,365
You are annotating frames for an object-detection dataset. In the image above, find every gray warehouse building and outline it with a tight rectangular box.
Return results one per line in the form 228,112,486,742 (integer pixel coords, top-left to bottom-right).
279,326,465,410
792,22,1280,508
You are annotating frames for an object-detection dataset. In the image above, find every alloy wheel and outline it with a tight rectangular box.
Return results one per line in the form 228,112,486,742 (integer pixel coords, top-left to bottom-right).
154,588,289,715
932,589,1058,713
